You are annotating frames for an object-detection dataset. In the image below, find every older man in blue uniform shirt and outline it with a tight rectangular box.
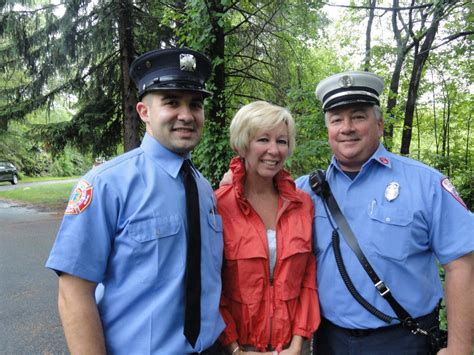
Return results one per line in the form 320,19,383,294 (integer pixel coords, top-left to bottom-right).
46,48,225,354
296,71,473,354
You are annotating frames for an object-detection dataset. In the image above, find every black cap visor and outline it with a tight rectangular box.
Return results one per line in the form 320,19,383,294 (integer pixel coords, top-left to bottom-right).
323,87,380,112
139,82,212,100
324,96,379,112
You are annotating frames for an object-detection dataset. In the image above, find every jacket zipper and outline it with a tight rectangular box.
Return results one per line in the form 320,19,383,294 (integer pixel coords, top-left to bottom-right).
267,199,289,349
268,283,275,349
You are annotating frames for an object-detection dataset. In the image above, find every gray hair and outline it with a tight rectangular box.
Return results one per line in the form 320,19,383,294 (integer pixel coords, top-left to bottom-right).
324,104,383,127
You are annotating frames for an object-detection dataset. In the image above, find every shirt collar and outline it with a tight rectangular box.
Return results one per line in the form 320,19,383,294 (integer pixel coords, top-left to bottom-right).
370,144,392,168
329,143,392,175
140,133,191,178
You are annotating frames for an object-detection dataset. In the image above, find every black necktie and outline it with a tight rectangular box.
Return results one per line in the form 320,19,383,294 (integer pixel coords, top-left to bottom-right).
181,159,201,347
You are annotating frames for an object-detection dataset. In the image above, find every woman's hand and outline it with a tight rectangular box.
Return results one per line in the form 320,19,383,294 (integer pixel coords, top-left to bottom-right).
278,335,303,355
279,348,301,355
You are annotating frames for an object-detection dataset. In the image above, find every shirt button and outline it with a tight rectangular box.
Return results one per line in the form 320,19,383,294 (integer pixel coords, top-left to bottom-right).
385,217,391,223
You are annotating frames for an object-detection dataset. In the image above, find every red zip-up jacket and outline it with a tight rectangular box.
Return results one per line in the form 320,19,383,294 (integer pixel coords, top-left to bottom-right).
216,157,320,352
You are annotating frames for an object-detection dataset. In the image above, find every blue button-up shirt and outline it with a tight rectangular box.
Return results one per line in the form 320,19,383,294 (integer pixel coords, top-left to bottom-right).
46,133,225,354
296,144,474,329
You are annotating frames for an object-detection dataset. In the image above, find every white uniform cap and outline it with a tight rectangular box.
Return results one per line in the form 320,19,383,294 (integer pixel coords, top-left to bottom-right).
315,71,384,112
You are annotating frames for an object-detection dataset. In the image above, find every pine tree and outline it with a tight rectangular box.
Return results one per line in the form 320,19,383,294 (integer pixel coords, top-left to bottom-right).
0,0,152,156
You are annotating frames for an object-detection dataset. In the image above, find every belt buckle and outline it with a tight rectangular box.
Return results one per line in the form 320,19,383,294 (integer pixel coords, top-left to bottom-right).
374,280,390,296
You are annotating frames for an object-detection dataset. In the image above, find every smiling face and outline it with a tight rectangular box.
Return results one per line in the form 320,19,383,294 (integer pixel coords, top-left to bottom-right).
326,104,383,171
241,122,290,182
136,91,205,156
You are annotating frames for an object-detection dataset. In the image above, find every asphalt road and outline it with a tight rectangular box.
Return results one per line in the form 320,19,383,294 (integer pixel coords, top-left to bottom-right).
0,200,68,354
0,179,78,192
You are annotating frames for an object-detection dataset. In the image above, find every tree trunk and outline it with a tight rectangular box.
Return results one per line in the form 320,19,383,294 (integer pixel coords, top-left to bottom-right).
441,78,451,176
384,0,407,150
400,7,442,155
385,54,404,150
203,0,228,187
441,79,448,158
117,0,140,152
415,106,420,160
466,114,471,168
208,6,226,129
430,69,439,155
364,0,376,71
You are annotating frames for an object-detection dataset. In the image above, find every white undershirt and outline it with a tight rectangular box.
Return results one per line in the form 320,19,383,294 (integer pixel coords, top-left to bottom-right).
267,229,277,279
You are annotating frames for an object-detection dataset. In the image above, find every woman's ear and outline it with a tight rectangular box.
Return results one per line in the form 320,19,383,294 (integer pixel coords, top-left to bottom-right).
236,146,247,159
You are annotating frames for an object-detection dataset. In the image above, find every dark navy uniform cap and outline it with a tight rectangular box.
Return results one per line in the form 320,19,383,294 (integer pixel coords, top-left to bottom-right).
315,71,384,112
130,48,212,99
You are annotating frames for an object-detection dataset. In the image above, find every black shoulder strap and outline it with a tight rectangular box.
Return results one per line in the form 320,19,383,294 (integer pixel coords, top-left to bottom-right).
309,170,425,333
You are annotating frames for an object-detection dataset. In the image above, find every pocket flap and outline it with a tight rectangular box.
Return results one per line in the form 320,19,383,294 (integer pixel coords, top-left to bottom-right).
224,223,267,260
368,206,413,226
208,214,223,232
128,215,181,243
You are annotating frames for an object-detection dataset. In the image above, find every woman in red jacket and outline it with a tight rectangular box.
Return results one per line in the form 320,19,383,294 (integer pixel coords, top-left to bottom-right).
216,101,320,355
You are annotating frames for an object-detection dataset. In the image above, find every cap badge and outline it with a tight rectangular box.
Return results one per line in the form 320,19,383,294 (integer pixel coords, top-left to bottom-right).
180,53,196,72
384,182,399,202
339,75,353,88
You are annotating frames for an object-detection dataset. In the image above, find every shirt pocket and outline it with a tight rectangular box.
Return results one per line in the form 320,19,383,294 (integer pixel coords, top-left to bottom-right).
367,205,413,261
206,213,224,272
127,215,184,283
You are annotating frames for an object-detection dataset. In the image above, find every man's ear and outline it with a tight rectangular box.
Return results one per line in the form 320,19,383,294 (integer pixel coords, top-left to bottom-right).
377,118,384,138
136,101,149,123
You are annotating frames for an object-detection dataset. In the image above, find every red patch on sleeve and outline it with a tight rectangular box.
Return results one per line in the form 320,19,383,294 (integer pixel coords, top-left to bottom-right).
65,179,93,215
441,178,467,209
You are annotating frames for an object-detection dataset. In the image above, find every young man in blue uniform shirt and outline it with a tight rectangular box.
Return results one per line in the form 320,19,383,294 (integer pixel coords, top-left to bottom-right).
46,48,225,354
295,71,473,354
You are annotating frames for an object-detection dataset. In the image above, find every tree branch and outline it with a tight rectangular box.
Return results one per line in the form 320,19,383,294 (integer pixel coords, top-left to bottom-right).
422,30,474,53
321,1,433,11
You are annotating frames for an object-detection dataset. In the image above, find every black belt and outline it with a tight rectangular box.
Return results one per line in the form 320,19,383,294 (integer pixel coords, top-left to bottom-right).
321,308,438,338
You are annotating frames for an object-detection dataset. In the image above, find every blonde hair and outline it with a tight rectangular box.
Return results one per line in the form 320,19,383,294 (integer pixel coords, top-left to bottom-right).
229,101,296,156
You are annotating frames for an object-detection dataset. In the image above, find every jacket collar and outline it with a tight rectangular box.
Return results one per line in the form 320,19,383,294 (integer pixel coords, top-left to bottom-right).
229,156,301,214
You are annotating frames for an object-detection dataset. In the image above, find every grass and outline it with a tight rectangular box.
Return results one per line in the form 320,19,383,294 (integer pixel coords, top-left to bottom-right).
20,175,80,183
0,180,77,211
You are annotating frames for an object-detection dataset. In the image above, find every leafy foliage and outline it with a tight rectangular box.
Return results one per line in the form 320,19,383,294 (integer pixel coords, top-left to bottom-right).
0,0,472,207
